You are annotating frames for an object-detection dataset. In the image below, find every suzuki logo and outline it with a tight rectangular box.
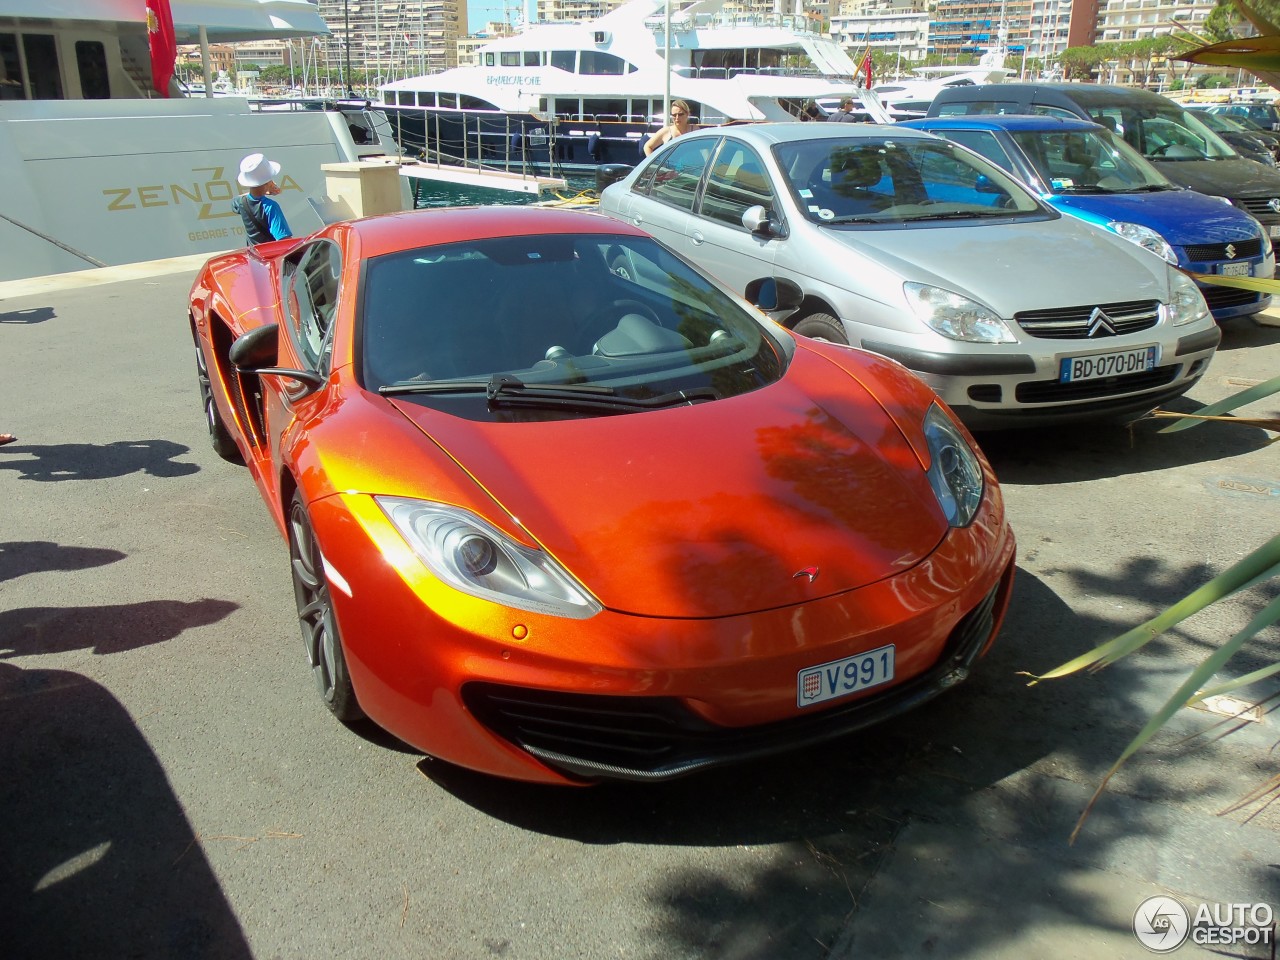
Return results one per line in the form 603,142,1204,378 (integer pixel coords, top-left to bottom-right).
793,566,820,583
1226,243,1237,259
1269,198,1280,213
1087,308,1118,337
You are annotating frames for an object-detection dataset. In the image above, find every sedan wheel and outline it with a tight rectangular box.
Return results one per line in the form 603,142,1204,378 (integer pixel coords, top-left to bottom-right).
288,491,362,722
194,343,243,463
792,313,849,345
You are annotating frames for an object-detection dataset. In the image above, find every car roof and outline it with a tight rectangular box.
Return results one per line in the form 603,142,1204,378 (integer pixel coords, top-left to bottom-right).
932,82,1173,104
676,121,937,147
340,206,643,260
903,115,1101,133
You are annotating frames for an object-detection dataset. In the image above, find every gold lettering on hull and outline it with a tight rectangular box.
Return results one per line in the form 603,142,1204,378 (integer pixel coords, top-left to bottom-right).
101,169,303,232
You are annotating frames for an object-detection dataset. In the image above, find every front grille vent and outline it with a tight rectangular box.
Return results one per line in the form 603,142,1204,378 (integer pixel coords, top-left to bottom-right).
1183,238,1263,262
1014,300,1160,339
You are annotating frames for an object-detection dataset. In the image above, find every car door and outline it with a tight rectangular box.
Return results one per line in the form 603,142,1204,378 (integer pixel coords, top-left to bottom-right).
686,137,780,292
261,239,342,504
624,137,714,252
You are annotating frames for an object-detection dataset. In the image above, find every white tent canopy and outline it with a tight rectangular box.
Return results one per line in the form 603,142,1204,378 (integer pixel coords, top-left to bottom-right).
16,0,330,42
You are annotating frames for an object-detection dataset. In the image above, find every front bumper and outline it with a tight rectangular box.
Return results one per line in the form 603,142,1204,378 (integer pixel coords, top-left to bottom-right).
306,484,1016,784
862,323,1221,429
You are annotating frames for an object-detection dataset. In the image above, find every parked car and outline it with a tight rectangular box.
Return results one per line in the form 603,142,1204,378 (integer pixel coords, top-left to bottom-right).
901,114,1275,322
188,206,1017,784
1197,101,1280,133
1184,107,1279,165
926,83,1280,241
600,123,1221,428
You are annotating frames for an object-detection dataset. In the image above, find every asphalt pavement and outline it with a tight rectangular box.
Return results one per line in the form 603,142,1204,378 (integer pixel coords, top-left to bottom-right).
1,257,1278,960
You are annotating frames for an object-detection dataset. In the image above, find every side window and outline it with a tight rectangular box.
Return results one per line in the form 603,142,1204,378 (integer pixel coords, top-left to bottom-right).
936,129,1014,172
1031,104,1080,120
285,241,341,371
649,139,712,213
700,140,775,228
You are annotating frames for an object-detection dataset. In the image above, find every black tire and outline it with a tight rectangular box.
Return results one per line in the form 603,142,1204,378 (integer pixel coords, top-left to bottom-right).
792,312,849,345
288,491,363,723
194,342,243,464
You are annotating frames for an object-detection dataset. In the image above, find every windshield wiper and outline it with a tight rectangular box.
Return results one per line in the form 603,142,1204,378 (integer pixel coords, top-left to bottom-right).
826,215,885,224
380,374,719,412
900,210,1009,222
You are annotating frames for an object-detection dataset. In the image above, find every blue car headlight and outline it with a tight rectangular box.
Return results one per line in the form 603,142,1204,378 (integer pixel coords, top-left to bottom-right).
923,404,984,527
376,498,602,619
1108,222,1178,265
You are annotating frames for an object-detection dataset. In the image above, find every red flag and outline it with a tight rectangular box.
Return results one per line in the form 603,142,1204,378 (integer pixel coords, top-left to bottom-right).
146,0,177,97
859,52,873,88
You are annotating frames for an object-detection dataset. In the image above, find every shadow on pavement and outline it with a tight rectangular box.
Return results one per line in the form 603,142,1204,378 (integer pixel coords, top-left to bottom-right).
0,540,126,583
0,305,56,324
976,407,1272,485
420,566,1275,958
1218,317,1280,352
0,662,252,959
0,440,199,481
0,599,239,657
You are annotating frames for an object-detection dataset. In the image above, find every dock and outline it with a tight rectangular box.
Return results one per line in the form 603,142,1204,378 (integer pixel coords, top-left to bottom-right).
398,160,567,195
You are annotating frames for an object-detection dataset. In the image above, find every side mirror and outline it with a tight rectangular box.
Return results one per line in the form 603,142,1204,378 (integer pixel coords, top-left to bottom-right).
229,323,279,368
741,204,775,236
745,277,803,312
230,323,325,390
973,174,1004,194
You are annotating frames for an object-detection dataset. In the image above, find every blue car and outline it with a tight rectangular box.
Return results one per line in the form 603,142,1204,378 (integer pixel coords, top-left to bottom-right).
901,115,1275,322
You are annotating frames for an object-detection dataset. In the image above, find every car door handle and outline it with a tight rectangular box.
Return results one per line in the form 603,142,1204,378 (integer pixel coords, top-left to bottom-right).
690,230,704,245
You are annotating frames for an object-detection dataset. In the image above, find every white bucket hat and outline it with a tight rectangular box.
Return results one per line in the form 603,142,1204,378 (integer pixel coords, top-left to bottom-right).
237,153,282,188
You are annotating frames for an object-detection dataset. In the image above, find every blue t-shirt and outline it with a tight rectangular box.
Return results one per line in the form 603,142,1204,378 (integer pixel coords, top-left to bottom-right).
233,194,292,245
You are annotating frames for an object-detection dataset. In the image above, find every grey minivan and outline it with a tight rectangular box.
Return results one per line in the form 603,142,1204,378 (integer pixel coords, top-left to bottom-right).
927,83,1280,241
599,122,1221,428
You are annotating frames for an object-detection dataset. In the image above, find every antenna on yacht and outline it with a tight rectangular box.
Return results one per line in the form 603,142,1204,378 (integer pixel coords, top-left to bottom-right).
664,0,672,122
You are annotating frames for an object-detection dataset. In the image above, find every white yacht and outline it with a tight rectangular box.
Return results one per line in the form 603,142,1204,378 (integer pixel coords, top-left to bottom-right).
0,0,393,282
378,0,890,170
868,32,1013,119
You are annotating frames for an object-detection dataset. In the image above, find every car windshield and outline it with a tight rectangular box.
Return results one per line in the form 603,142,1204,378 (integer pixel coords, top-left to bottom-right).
1008,127,1172,193
1064,90,1237,161
359,232,788,420
774,136,1043,225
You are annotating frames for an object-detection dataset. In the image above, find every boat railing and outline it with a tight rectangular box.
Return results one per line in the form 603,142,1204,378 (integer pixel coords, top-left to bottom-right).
643,11,822,35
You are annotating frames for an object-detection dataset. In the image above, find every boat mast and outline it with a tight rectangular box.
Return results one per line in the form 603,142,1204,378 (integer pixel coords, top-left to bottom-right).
664,0,672,121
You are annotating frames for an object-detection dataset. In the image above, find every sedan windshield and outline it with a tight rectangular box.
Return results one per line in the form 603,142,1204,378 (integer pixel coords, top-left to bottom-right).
1008,127,1173,194
360,232,788,419
774,136,1044,225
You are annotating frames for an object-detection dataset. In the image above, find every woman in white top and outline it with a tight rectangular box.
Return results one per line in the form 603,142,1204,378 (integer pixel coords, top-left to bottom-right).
643,100,693,156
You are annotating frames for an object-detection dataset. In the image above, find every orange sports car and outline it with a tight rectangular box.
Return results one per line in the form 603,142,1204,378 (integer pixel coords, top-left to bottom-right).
188,206,1016,785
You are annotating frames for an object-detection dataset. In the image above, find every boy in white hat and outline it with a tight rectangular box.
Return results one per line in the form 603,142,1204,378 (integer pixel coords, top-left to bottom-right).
233,153,293,245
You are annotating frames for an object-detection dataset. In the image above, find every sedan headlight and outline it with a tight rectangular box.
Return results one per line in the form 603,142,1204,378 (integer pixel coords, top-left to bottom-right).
1166,270,1211,326
1108,222,1177,265
377,498,601,619
923,404,984,527
903,283,1016,343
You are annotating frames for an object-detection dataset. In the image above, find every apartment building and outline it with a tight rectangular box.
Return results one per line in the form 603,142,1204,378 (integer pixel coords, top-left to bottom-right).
830,0,930,65
315,0,468,79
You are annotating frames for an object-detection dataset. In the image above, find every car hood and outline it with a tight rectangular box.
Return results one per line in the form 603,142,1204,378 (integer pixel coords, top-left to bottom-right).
819,216,1168,314
1051,190,1262,246
388,350,950,619
1150,156,1280,199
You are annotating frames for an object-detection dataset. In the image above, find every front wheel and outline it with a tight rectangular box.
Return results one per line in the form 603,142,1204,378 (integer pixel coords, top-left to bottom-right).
288,490,362,723
194,342,243,463
792,313,849,345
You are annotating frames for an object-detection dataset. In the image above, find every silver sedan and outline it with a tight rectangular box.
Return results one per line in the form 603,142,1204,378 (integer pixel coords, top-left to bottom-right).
599,122,1222,427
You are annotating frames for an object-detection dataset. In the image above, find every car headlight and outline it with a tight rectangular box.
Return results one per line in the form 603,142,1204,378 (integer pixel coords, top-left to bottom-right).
1261,223,1274,258
903,283,1015,343
1166,270,1211,326
1108,222,1178,265
376,497,601,619
923,404,984,528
